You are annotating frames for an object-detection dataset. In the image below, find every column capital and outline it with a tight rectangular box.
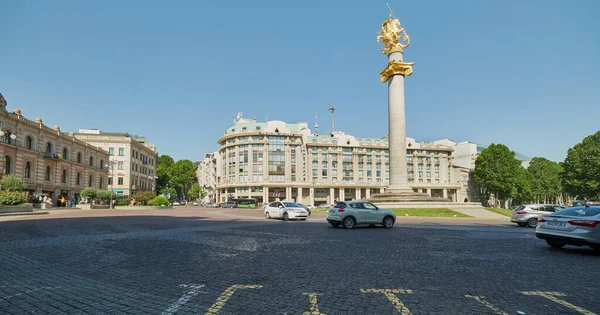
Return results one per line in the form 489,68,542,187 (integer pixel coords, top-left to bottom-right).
380,61,414,83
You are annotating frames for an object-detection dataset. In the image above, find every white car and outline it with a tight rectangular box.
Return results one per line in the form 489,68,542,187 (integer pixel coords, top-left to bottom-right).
264,201,309,221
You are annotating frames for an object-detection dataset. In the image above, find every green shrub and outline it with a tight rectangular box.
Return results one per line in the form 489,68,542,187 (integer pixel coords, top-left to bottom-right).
0,191,26,206
133,191,154,205
154,196,169,207
116,198,130,206
148,199,156,206
1,175,25,192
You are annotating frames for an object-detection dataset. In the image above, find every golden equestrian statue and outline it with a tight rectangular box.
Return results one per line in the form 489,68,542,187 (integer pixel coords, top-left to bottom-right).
376,11,411,54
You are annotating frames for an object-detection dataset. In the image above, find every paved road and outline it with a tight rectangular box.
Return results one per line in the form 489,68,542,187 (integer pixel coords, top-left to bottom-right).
0,207,598,314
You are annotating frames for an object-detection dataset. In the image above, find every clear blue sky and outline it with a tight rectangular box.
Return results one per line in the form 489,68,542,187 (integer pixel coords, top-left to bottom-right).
1,0,598,163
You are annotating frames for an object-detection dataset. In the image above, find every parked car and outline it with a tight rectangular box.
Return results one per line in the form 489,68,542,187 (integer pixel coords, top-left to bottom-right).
511,204,566,228
220,201,237,208
318,203,332,209
205,202,219,208
192,201,199,206
296,203,311,215
327,201,396,229
535,205,600,250
172,202,181,206
264,201,309,221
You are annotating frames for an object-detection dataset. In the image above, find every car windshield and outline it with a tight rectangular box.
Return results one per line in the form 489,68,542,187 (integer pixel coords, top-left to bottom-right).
283,202,299,208
554,206,600,217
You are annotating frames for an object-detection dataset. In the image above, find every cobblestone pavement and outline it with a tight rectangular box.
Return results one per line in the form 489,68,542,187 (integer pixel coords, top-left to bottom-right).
0,208,599,314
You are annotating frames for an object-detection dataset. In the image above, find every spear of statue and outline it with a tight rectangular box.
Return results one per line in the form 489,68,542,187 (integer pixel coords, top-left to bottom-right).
386,2,397,19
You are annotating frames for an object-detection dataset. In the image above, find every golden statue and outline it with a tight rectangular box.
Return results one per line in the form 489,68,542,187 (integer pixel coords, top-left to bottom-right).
377,12,410,54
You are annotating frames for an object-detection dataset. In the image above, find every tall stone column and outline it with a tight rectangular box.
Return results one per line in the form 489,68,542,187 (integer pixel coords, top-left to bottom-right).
385,50,413,194
309,187,314,206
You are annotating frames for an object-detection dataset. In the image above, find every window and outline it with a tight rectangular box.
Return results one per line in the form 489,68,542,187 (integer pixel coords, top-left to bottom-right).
118,148,125,156
62,147,68,160
99,177,103,189
108,177,113,185
88,175,93,187
24,161,31,178
26,136,33,150
76,172,81,185
118,161,124,170
118,177,124,185
45,142,52,154
45,166,51,181
100,159,104,169
77,152,82,163
61,169,68,183
435,164,440,171
89,156,94,167
2,155,12,175
108,147,114,155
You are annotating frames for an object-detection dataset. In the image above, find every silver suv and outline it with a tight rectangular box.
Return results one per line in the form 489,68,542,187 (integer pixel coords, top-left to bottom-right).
327,200,396,229
511,204,566,228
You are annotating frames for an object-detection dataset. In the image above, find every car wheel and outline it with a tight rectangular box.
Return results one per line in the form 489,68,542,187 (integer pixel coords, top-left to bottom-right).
330,223,340,228
301,219,307,221
382,216,395,229
283,213,289,221
527,218,538,228
265,212,270,219
343,217,355,229
546,240,565,249
517,223,527,227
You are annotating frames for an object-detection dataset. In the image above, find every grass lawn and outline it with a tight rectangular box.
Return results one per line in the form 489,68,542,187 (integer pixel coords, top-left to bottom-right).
485,208,513,217
390,208,473,218
310,208,331,214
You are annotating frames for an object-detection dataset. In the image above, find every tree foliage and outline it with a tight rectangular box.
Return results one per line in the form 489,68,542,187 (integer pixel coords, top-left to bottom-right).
188,183,205,200
160,187,178,203
80,187,98,200
169,159,196,199
156,155,174,192
474,144,523,201
133,191,154,205
1,175,25,192
527,157,563,203
561,130,600,200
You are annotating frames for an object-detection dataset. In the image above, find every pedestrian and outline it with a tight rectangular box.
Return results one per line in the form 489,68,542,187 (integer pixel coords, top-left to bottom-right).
71,196,76,208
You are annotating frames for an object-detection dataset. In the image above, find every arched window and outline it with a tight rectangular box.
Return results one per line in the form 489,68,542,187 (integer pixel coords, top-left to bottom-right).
88,175,93,187
26,136,33,150
4,156,11,175
100,159,104,170
62,147,68,160
89,156,94,167
46,142,52,154
62,169,68,184
45,166,51,181
77,152,82,163
24,161,31,178
76,172,81,185
99,176,104,189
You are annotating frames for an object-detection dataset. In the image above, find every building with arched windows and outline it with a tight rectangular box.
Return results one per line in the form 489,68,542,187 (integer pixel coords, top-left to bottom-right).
0,93,109,204
209,114,473,206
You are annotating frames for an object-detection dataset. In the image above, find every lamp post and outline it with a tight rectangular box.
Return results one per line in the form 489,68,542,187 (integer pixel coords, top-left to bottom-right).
105,160,116,209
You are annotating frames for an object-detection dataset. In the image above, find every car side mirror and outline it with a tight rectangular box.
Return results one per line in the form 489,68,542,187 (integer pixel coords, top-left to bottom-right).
278,205,283,208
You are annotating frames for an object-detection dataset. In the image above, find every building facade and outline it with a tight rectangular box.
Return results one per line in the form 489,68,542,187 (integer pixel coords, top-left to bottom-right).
0,94,109,204
74,129,159,198
197,152,220,203
214,115,463,206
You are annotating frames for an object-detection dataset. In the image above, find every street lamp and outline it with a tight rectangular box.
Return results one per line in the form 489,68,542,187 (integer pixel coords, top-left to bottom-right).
105,161,116,209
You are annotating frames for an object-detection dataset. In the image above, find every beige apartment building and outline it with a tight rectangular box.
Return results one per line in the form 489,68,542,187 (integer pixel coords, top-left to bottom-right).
197,152,219,203
213,115,469,206
74,129,158,198
0,93,109,204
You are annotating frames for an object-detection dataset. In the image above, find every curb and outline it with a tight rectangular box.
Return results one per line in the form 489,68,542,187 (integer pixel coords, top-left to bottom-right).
0,211,50,217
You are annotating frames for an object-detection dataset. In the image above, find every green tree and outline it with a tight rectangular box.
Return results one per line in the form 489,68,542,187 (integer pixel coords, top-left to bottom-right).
562,130,600,200
473,143,523,207
513,167,535,205
1,175,25,192
160,187,178,203
188,183,206,200
80,187,98,202
169,159,196,199
156,155,174,192
527,157,563,203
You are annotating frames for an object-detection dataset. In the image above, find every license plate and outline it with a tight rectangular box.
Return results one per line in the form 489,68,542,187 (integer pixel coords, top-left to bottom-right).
546,221,566,227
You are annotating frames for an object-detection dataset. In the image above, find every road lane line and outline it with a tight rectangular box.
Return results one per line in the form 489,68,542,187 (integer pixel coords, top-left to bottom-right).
521,291,596,315
162,284,206,315
204,284,263,315
302,292,326,315
464,295,509,315
360,289,413,314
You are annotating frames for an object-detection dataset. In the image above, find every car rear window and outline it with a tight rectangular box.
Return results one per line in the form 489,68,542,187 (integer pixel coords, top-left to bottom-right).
334,202,346,208
554,207,600,217
515,206,525,211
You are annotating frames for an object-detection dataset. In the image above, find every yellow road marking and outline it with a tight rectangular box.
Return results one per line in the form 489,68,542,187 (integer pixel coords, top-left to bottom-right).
465,295,509,315
360,289,413,314
302,292,327,315
204,284,263,315
521,291,597,315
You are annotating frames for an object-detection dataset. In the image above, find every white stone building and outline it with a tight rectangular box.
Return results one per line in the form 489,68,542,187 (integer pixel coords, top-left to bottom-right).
74,129,159,198
197,152,219,203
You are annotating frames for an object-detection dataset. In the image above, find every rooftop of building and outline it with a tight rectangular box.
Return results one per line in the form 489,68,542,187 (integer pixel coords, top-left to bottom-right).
74,129,158,153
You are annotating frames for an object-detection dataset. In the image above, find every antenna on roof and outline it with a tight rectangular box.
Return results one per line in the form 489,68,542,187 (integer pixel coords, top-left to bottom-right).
315,110,319,135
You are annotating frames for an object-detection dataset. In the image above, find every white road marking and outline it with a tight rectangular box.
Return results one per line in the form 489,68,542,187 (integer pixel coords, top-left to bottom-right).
161,284,206,315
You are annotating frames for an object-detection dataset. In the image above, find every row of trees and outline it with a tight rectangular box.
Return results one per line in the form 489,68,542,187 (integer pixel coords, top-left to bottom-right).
156,155,205,202
474,130,600,208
